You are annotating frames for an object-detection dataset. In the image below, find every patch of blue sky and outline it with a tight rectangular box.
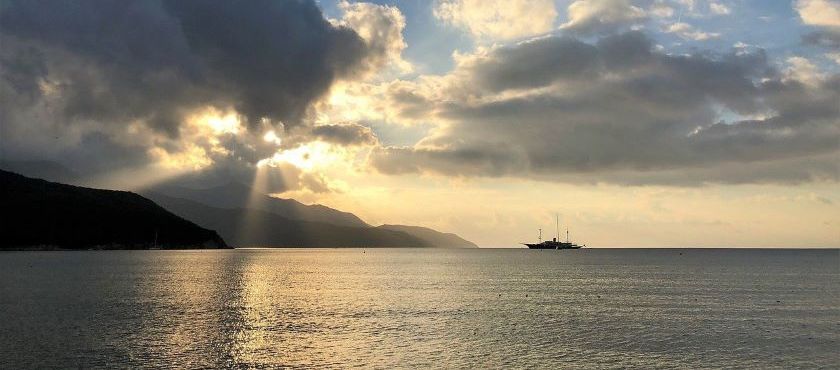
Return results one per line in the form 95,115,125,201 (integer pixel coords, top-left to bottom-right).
319,0,473,75
319,1,837,75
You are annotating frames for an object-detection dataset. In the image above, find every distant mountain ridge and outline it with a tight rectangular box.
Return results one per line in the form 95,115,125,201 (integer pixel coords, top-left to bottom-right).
145,193,434,248
153,182,369,228
0,169,228,249
145,186,478,248
377,224,477,248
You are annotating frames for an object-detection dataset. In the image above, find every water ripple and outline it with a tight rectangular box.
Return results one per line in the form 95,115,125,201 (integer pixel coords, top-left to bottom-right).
0,248,837,368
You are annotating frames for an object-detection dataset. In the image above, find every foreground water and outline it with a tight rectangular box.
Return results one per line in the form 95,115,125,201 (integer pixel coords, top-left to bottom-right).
0,249,837,368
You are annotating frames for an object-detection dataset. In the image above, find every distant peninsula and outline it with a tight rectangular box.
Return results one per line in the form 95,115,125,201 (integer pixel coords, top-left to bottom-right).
1,162,478,249
0,169,228,250
146,190,478,248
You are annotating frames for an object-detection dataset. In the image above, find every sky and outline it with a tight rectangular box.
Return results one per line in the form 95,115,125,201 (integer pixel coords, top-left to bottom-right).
0,0,838,247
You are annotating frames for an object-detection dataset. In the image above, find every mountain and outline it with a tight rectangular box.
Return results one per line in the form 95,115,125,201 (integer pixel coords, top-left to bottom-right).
0,169,228,250
377,224,478,248
152,182,369,228
146,182,478,248
145,193,432,247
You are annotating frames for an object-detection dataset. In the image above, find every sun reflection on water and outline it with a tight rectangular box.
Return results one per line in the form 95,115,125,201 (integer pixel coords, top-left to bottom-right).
8,250,835,368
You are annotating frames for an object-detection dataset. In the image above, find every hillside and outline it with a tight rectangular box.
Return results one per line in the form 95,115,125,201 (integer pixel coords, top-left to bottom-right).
377,224,478,248
145,193,432,247
0,169,228,249
153,182,369,228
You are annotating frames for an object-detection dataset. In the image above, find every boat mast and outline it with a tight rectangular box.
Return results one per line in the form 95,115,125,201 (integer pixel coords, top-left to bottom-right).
538,228,542,243
555,214,559,242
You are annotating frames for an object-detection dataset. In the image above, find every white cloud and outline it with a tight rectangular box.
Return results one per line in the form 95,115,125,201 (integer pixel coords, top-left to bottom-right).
560,0,647,35
795,0,840,27
434,0,557,40
827,52,840,65
710,2,731,15
335,1,412,75
665,22,721,40
651,2,675,18
785,56,826,86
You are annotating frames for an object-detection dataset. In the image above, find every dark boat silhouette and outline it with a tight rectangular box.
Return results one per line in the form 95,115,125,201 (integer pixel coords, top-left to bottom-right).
523,215,584,249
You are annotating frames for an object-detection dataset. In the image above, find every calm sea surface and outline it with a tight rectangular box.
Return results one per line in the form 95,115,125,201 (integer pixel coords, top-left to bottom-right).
0,248,837,369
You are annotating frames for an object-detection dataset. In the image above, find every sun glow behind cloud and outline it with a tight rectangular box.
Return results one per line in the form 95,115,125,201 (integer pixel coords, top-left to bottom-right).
144,107,248,172
199,109,242,136
258,141,351,171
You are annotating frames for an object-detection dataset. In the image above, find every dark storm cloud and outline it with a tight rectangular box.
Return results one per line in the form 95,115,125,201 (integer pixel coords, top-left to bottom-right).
371,31,840,185
160,0,369,126
311,123,378,146
802,30,840,50
469,37,600,92
0,0,391,188
371,143,529,177
0,0,368,131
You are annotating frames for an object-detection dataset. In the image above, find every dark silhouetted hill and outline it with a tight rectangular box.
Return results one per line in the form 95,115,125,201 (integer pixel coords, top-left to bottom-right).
377,224,478,248
0,169,228,250
152,182,369,228
145,193,432,247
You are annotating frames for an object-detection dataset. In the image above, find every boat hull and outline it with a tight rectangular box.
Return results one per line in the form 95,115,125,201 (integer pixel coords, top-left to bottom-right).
524,243,582,249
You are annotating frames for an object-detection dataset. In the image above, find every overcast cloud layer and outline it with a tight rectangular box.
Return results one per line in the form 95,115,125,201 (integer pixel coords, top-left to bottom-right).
0,0,397,189
370,30,839,185
0,0,838,189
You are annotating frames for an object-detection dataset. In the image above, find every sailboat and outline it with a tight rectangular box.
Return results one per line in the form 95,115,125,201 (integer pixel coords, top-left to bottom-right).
523,214,584,249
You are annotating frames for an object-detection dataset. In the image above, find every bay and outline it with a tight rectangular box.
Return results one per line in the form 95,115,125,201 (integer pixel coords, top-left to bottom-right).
1,248,837,368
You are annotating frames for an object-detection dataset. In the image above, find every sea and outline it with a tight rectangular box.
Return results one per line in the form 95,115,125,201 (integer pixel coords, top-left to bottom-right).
0,248,837,369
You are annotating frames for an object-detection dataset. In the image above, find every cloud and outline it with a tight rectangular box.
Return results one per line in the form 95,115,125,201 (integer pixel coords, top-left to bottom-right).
784,56,826,86
310,123,379,146
464,37,602,92
802,30,840,49
665,22,721,41
560,0,647,35
0,0,373,129
0,0,394,188
796,0,840,28
434,0,557,40
709,2,731,15
650,2,675,18
796,0,840,50
334,1,412,74
369,31,840,186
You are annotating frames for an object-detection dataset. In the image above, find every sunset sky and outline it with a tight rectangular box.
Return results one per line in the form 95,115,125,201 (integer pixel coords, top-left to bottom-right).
1,0,838,247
